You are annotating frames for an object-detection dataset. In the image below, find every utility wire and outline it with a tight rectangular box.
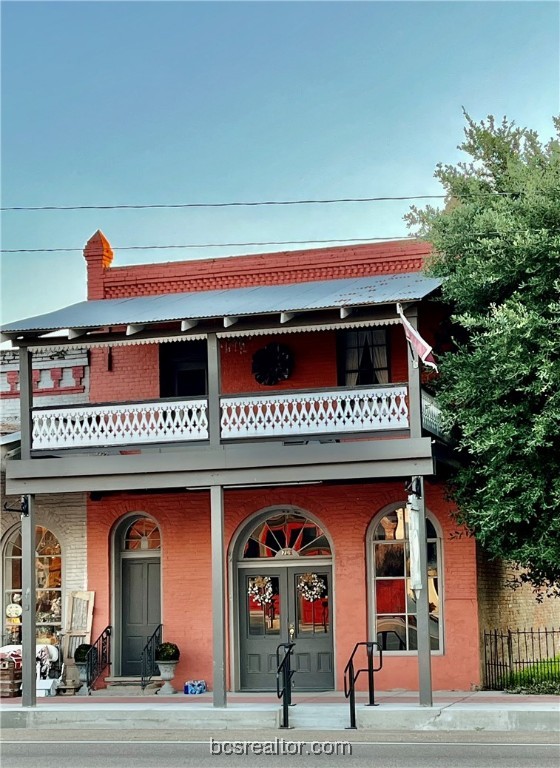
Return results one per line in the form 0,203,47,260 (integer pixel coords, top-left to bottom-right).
1,229,552,255
0,236,417,254
0,192,515,212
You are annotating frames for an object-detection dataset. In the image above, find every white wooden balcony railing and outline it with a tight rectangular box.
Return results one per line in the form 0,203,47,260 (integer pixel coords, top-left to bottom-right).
31,400,209,450
220,385,408,439
29,385,438,451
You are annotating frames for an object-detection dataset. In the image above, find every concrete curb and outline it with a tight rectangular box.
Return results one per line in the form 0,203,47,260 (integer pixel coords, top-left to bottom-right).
2,701,559,732
0,704,280,731
357,704,560,732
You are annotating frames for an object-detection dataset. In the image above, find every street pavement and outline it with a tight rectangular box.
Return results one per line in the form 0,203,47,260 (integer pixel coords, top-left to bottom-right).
2,730,560,768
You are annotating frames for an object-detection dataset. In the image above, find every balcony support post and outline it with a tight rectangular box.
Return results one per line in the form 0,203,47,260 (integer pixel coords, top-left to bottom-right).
21,493,37,707
210,484,227,707
19,345,33,458
207,334,221,447
405,309,433,706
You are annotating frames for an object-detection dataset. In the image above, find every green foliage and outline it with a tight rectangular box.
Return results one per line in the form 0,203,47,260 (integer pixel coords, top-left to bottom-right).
406,112,560,593
74,643,94,663
155,642,180,661
506,681,560,695
505,655,560,695
505,656,560,690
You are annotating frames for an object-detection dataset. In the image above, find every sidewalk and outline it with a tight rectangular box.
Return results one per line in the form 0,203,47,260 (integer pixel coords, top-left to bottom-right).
2,690,559,732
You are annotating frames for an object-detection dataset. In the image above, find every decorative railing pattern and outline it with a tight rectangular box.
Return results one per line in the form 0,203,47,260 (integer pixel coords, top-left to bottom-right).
421,391,444,439
32,400,208,450
220,386,409,439
28,385,449,450
86,625,111,691
141,624,163,691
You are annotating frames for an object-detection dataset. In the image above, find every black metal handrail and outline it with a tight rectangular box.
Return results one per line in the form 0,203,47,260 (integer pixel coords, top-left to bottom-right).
85,625,111,690
141,624,163,690
276,642,296,729
344,641,383,729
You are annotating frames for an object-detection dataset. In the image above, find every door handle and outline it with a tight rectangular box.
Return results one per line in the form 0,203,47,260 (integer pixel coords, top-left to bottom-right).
289,623,295,642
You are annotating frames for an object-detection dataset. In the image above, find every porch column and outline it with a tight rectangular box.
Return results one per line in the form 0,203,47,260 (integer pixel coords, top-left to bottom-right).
21,494,37,707
19,345,37,706
405,309,433,706
210,484,227,707
19,345,33,459
410,477,433,707
207,334,221,447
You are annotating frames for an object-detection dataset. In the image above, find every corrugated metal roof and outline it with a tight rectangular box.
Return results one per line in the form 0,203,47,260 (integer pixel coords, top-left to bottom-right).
2,272,442,334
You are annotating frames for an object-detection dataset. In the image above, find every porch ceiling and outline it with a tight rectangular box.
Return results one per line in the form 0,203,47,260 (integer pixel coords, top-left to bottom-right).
1,272,441,342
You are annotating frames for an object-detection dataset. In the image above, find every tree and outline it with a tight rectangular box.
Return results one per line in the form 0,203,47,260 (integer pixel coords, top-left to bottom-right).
407,113,560,593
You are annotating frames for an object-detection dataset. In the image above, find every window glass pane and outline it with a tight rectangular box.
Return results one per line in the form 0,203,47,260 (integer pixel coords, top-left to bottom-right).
247,576,280,636
426,519,437,539
243,511,331,558
407,616,418,650
36,528,61,556
376,578,405,613
377,616,407,651
124,518,161,551
296,572,329,636
36,590,62,625
373,507,408,540
406,580,418,613
375,543,404,576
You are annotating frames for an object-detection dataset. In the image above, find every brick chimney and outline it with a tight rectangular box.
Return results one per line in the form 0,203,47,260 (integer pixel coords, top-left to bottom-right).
84,230,114,300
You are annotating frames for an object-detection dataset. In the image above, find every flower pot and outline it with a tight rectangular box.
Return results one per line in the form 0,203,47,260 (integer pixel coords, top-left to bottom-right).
156,660,178,695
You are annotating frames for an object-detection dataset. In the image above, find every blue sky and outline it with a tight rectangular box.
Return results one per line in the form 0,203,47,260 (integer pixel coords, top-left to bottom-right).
1,1,558,325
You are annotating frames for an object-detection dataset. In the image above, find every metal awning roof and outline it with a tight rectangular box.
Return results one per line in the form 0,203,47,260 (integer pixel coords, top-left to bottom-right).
2,272,441,337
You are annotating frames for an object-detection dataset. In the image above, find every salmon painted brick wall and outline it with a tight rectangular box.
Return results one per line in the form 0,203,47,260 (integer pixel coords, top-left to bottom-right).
89,346,160,403
88,329,415,403
88,482,480,691
83,233,432,300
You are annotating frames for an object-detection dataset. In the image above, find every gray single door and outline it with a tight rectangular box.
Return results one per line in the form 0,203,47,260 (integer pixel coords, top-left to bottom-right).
239,566,333,691
121,558,161,676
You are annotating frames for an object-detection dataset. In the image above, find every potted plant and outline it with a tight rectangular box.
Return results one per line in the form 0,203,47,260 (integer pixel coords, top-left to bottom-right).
74,643,96,696
155,642,180,695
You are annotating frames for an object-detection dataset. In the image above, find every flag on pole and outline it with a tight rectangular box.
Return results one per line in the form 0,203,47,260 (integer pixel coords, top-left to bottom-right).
396,303,438,372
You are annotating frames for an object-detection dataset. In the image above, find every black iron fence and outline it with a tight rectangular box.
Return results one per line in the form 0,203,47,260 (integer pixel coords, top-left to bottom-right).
483,628,560,690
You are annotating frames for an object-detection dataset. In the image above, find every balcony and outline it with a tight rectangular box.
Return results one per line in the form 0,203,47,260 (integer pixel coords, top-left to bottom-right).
28,384,436,452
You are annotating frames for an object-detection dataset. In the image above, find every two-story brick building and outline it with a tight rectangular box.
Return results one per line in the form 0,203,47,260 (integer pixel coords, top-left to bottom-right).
6,231,548,707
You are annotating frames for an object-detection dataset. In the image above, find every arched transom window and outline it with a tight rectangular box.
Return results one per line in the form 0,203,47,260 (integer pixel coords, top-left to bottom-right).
371,505,441,652
3,526,62,643
123,518,161,551
243,511,331,559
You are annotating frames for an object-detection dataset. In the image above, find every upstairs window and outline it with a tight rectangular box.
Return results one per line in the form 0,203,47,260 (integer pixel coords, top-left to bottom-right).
338,329,389,386
159,340,207,397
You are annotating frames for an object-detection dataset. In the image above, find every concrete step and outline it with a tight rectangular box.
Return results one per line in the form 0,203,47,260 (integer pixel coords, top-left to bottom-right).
104,676,162,685
285,704,351,730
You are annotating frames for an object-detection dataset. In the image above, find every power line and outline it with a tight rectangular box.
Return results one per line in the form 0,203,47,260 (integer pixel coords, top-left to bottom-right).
0,236,418,254
0,192,514,212
1,229,553,255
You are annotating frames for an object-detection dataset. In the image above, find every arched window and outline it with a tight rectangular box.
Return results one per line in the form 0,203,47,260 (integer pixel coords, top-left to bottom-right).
123,518,161,551
2,526,62,644
242,510,331,559
369,505,442,652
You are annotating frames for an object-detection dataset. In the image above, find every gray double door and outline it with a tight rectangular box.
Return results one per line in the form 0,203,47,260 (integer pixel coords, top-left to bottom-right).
239,565,333,691
121,557,161,676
